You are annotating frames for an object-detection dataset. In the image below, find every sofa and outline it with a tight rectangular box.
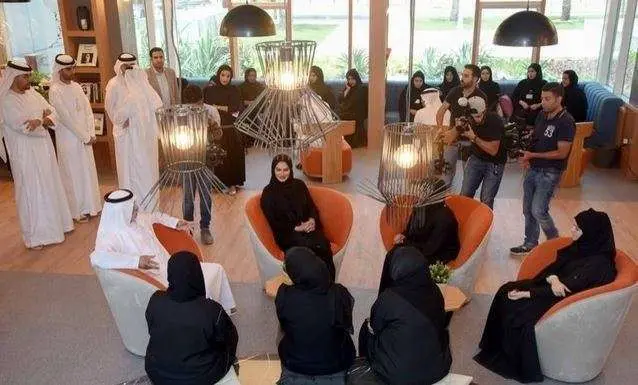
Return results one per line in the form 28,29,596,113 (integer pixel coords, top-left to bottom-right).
186,77,624,149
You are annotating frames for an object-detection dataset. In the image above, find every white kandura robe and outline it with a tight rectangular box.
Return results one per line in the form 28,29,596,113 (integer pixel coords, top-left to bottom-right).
90,212,236,312
49,81,101,218
105,70,162,204
0,89,74,247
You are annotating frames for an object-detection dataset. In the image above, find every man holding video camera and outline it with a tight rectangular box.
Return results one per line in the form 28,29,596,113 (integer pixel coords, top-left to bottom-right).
436,64,487,187
457,96,506,209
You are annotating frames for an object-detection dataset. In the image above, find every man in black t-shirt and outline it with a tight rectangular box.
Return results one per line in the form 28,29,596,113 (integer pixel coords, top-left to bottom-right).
510,83,576,256
436,64,487,188
458,96,506,209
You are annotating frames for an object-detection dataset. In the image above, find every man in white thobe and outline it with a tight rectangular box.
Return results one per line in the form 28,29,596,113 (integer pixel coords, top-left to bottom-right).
0,59,74,249
105,53,163,205
90,189,236,313
49,54,101,222
414,88,450,126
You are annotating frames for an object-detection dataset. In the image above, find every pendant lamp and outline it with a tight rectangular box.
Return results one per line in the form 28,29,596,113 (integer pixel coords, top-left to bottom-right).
219,4,276,37
0,0,31,2
493,7,558,46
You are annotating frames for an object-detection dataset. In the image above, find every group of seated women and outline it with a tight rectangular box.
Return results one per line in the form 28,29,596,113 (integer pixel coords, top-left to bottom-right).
397,63,588,125
140,148,617,384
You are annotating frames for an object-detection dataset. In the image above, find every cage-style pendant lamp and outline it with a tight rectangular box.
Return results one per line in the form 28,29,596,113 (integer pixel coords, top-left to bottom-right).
139,105,227,217
234,40,340,159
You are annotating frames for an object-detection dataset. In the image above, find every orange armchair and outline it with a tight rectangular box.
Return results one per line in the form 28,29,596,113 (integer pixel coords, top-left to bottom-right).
518,238,638,382
379,195,493,295
245,186,354,283
94,224,202,356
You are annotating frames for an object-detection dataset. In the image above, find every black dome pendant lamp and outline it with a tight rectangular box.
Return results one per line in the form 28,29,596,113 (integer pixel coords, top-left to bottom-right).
493,2,558,47
219,3,276,37
0,0,32,3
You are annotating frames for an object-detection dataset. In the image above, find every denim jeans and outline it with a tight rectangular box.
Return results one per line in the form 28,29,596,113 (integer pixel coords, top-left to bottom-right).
441,141,472,188
182,173,212,229
460,155,505,209
278,367,347,385
522,167,562,248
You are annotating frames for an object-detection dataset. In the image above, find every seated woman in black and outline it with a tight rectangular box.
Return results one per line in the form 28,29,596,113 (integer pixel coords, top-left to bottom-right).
338,68,368,148
349,246,452,385
561,69,588,123
438,66,460,102
309,65,337,110
260,154,336,280
474,208,617,383
478,66,501,111
276,247,355,385
399,70,428,122
512,63,547,127
238,67,265,107
145,251,239,385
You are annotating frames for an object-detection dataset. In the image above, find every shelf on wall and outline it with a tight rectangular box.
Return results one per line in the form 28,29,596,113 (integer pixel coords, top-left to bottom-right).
75,66,101,74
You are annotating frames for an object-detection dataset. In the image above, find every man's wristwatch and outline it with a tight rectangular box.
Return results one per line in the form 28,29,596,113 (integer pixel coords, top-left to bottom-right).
470,135,477,143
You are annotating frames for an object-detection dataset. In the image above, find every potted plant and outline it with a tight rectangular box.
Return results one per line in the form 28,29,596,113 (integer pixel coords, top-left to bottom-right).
429,261,452,288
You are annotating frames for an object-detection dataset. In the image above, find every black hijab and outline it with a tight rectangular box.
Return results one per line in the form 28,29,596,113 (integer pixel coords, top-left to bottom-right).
526,63,544,87
167,251,206,303
239,67,264,102
439,66,460,101
267,153,295,187
562,70,587,122
215,64,233,87
569,208,615,260
309,66,336,109
478,65,501,109
345,68,363,89
285,247,354,332
378,246,445,326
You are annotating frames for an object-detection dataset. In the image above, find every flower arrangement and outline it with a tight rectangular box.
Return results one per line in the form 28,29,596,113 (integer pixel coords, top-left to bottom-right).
30,71,51,101
429,261,452,284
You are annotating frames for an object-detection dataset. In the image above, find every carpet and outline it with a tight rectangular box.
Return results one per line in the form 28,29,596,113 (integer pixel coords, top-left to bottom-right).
0,271,636,385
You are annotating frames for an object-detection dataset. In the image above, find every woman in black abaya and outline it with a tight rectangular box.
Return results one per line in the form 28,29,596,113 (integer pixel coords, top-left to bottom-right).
474,208,617,383
438,66,460,102
478,66,501,111
561,70,588,123
399,70,429,122
339,68,368,148
260,154,335,280
309,65,337,110
276,247,355,385
145,251,239,385
512,63,547,126
348,246,452,385
204,64,245,194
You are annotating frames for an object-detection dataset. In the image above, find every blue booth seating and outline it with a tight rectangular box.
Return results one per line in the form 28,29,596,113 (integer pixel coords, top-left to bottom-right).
186,77,624,149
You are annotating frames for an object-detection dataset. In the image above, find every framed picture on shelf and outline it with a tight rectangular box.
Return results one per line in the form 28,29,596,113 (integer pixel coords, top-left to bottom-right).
94,113,105,136
76,44,98,67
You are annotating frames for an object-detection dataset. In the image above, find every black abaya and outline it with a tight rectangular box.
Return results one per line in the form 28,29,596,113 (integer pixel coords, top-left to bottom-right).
562,70,588,123
276,247,355,376
309,66,337,110
339,69,368,148
438,66,460,102
351,247,452,385
203,66,245,187
512,64,547,126
260,155,336,280
399,71,429,122
474,208,617,383
401,202,460,265
145,252,238,385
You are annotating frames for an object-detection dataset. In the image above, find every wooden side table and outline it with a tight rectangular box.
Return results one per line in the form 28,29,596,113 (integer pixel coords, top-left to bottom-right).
322,120,355,184
560,121,594,188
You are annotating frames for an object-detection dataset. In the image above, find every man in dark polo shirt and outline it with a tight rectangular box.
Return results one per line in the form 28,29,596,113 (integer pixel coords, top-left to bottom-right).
458,96,506,209
511,82,575,256
436,64,487,188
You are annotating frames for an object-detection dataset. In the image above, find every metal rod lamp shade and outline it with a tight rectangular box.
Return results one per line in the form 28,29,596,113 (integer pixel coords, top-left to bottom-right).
493,10,558,47
235,40,340,159
358,123,450,232
219,4,276,37
139,105,227,218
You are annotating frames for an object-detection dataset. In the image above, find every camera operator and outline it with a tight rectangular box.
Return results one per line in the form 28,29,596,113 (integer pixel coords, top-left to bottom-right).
457,97,506,210
510,82,575,257
436,64,487,188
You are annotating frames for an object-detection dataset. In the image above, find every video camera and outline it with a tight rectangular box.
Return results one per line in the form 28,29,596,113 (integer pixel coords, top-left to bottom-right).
502,119,533,158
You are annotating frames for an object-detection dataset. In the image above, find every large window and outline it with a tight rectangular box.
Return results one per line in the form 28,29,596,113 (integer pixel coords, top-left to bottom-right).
175,0,229,79
540,0,606,81
351,0,370,79
292,0,348,80
387,0,475,83
1,0,62,75
624,10,638,97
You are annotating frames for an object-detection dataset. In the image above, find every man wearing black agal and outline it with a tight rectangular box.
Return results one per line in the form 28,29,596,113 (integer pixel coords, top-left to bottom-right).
458,96,506,209
511,82,575,257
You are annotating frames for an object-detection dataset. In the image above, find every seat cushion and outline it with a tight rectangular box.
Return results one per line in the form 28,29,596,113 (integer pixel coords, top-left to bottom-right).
152,223,203,261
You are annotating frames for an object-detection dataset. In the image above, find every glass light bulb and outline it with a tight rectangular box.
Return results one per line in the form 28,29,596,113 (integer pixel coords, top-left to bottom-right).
173,126,194,150
394,144,418,169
